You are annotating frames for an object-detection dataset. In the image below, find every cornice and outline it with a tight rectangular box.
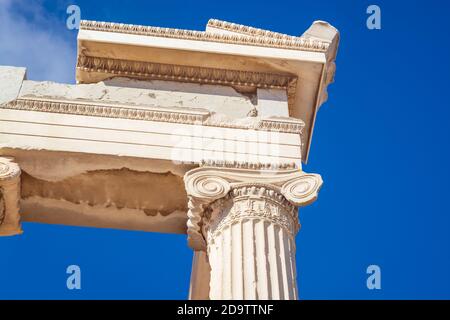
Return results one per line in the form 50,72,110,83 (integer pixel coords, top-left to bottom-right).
207,19,300,40
255,117,304,133
79,20,329,53
77,55,296,90
2,97,304,134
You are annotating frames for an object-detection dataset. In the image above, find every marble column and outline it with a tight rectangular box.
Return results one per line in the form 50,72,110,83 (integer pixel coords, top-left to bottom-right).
184,164,322,300
0,157,22,236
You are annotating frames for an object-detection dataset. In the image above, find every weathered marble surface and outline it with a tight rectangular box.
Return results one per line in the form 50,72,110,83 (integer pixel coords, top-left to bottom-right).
19,77,259,120
0,66,26,105
0,69,299,235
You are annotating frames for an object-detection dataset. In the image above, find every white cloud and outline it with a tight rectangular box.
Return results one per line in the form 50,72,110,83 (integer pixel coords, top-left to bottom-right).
0,0,77,83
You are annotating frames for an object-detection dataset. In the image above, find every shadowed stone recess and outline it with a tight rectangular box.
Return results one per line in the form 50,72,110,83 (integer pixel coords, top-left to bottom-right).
21,168,188,216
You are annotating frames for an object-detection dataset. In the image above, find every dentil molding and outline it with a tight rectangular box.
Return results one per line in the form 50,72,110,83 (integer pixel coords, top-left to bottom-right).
207,19,304,40
77,55,297,91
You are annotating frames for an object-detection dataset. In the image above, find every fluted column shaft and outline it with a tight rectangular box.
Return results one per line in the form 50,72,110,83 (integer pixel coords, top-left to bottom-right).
204,185,299,299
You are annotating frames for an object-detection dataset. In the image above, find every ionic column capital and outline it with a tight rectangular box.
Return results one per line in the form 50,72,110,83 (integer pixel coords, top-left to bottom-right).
0,157,22,235
184,165,323,251
0,157,21,182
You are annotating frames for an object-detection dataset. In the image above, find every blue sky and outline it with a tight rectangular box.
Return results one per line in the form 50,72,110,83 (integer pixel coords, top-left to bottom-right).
1,0,449,299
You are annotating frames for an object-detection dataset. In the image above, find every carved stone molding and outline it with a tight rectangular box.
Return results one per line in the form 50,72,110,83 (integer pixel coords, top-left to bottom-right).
3,97,209,124
203,185,299,247
2,97,304,134
77,55,299,117
199,160,298,170
183,166,322,251
207,19,301,40
281,174,323,206
80,20,329,52
0,157,22,235
77,55,296,90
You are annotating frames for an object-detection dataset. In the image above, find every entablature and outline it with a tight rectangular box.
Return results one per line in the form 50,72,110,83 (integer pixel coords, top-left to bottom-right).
76,18,339,162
